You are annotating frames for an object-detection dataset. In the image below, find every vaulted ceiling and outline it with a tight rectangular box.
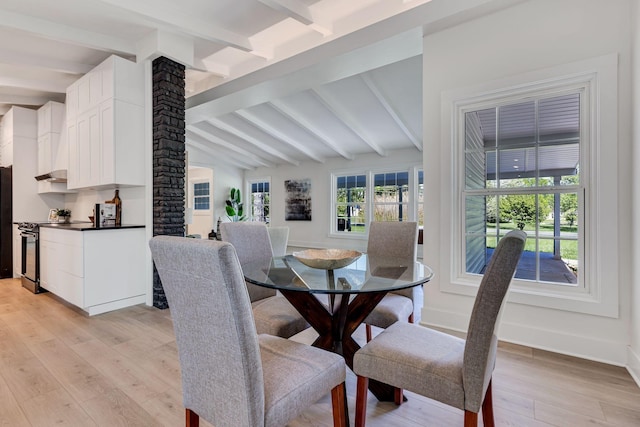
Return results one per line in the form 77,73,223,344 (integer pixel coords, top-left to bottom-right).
0,0,525,169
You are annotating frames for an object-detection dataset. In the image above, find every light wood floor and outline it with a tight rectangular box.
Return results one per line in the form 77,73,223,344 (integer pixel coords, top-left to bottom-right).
1,278,639,427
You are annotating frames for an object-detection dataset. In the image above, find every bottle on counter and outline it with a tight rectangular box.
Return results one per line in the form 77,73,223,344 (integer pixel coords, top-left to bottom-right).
106,189,122,226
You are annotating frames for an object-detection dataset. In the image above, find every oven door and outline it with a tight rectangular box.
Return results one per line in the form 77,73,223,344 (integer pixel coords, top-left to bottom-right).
21,231,38,283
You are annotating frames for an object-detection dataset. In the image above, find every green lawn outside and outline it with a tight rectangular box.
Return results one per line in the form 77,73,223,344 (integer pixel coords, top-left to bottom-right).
486,221,578,260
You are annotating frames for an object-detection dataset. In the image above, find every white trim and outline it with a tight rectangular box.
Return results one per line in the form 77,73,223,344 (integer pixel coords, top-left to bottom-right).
441,54,619,318
627,347,640,388
421,306,627,366
190,178,212,215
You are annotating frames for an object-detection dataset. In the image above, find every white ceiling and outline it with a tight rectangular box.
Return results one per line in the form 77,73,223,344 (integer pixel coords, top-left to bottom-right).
0,0,525,169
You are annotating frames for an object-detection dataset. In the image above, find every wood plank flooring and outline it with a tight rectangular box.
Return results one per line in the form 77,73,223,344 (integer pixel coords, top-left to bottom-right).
1,278,639,426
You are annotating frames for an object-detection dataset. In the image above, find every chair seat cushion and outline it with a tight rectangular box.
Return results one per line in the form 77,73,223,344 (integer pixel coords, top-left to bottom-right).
353,322,466,410
364,293,413,329
259,334,346,427
252,296,309,338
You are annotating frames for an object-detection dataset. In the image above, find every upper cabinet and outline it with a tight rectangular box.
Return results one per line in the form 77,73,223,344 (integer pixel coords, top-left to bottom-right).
66,55,145,190
37,101,72,194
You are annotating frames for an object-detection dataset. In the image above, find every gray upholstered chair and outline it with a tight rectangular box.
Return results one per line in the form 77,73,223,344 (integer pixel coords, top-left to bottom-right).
267,226,289,257
220,222,308,338
149,236,348,427
353,229,526,427
364,221,418,341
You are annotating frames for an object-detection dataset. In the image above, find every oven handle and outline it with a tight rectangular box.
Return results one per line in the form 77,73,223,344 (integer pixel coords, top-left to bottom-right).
20,231,38,238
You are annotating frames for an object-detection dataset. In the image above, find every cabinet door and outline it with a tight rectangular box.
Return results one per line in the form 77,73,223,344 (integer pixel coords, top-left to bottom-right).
0,138,12,167
37,134,51,175
76,107,100,187
99,101,114,184
67,121,78,188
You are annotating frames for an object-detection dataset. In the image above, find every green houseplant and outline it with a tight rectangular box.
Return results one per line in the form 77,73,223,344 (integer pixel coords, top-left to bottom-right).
55,208,71,223
225,187,246,221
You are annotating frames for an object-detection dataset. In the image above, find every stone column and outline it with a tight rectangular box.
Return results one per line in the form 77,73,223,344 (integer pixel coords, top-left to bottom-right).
152,56,186,309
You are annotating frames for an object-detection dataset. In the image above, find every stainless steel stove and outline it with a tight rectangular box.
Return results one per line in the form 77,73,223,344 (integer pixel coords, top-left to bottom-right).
17,222,45,294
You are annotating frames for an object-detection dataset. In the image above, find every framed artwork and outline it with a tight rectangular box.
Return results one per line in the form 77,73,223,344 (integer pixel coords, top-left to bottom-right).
284,178,312,221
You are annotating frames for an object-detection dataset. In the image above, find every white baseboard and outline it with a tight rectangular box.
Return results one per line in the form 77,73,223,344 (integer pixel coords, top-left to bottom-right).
627,346,640,387
84,295,146,316
422,306,627,366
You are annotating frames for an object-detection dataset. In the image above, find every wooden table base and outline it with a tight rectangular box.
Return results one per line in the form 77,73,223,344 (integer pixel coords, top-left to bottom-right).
279,288,399,402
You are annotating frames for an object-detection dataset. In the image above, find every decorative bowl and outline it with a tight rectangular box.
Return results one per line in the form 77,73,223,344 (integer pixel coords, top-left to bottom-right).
292,248,362,270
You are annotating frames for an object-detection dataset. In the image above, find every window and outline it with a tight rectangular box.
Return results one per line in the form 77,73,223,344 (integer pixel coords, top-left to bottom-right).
249,180,270,223
372,172,409,221
443,54,618,317
193,182,210,211
335,174,367,233
331,167,422,236
464,92,581,287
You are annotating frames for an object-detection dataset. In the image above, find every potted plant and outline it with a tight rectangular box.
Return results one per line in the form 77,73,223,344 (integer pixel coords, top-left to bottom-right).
56,208,71,223
225,188,246,221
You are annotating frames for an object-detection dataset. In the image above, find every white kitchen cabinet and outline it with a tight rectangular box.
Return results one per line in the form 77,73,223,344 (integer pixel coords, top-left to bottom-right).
37,101,64,137
66,55,144,190
40,227,146,315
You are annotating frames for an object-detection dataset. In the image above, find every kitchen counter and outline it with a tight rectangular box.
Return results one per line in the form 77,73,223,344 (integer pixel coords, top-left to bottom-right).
38,222,145,231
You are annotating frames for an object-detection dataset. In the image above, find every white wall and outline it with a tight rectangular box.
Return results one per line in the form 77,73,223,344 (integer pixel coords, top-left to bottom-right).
244,147,422,253
630,0,640,382
210,163,243,232
422,0,633,365
65,187,146,225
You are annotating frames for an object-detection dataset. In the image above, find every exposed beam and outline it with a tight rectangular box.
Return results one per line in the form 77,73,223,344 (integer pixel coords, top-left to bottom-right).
188,124,273,168
0,94,61,106
0,48,93,74
361,73,421,151
0,9,135,56
186,131,255,170
96,0,254,52
186,27,423,122
207,117,301,166
311,87,386,157
235,110,325,163
257,0,332,35
269,99,354,160
0,77,68,94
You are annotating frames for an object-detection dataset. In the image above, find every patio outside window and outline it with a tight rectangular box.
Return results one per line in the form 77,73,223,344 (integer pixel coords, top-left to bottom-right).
250,180,270,223
463,92,582,287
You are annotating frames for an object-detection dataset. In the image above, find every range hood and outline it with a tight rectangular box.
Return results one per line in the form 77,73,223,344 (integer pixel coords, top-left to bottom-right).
35,170,67,183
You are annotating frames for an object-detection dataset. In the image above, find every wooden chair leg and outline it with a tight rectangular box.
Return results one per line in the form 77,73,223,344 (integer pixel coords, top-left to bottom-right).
394,387,403,405
355,375,369,427
365,323,372,342
463,410,478,427
482,380,495,427
331,382,348,427
186,409,199,427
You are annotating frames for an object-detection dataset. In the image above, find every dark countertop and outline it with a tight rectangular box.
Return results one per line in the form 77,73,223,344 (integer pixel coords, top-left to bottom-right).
38,222,145,231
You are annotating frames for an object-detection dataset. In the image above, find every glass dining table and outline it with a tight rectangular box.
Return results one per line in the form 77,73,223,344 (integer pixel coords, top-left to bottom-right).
242,252,434,402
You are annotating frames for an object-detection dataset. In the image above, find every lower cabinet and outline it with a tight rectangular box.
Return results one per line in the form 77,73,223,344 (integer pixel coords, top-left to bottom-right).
40,227,146,315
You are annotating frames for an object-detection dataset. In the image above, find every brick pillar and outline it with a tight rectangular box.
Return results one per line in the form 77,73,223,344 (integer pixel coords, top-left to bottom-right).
152,56,186,309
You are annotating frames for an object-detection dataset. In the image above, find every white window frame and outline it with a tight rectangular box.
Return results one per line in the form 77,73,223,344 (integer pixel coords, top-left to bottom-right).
442,54,618,318
330,164,422,238
247,177,271,223
191,179,211,215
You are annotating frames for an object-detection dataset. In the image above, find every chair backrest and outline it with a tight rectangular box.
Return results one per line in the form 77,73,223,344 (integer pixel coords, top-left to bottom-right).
149,236,265,427
367,221,418,299
462,229,526,412
220,222,276,302
267,226,290,257
366,221,418,261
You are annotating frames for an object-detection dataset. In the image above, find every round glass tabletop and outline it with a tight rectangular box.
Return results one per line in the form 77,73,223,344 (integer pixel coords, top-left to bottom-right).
242,253,433,294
